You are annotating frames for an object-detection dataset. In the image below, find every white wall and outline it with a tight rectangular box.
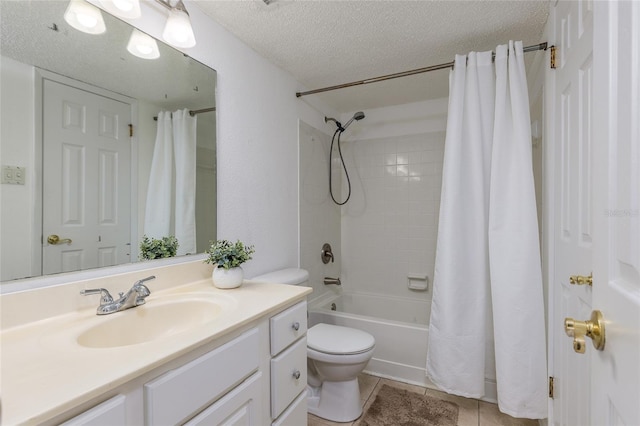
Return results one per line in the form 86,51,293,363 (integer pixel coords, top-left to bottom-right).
339,99,447,304
299,121,341,301
195,114,217,254
0,56,36,281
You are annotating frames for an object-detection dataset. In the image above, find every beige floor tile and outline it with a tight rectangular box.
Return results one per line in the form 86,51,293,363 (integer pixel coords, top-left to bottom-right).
479,401,540,426
424,388,479,426
358,373,380,404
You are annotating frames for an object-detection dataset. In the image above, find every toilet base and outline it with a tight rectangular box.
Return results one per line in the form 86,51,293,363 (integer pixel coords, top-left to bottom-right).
307,378,362,423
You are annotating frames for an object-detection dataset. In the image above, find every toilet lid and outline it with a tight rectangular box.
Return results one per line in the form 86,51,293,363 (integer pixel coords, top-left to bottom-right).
307,323,375,355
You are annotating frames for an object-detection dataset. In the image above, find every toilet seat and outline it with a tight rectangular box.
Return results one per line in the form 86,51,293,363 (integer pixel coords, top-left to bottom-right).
307,323,375,355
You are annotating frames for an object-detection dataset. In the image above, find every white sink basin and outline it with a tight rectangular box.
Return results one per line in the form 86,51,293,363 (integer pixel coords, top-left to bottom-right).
76,296,230,349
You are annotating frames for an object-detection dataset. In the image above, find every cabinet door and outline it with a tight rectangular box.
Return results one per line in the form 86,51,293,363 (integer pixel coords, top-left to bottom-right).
60,395,126,426
272,391,307,426
185,373,263,426
271,338,307,419
145,328,259,425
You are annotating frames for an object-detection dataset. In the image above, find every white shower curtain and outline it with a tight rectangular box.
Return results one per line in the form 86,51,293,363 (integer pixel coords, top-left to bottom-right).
172,109,197,255
144,111,173,239
427,41,547,419
144,109,197,255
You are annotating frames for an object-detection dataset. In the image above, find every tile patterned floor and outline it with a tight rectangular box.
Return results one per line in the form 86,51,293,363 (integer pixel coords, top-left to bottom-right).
308,374,540,426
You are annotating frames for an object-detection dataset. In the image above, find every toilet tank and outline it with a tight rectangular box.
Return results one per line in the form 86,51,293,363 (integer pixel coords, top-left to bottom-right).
251,268,309,286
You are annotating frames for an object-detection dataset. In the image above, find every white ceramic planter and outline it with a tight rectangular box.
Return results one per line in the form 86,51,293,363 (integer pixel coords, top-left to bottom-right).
212,266,244,289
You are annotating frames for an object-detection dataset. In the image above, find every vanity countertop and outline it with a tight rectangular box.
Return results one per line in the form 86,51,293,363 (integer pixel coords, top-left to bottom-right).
0,278,311,425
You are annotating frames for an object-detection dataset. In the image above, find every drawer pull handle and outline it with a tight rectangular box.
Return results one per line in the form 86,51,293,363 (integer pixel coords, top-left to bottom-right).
292,321,300,331
292,369,301,380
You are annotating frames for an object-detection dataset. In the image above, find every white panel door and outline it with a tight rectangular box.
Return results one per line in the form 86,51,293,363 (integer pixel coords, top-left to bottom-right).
591,1,640,424
551,1,594,424
42,79,131,275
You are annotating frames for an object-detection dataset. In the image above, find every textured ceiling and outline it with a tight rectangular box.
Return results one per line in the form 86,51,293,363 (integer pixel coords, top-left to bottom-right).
1,1,215,110
195,0,549,112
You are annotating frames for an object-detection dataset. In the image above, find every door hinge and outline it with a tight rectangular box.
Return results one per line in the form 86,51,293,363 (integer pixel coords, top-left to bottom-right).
549,376,555,399
128,124,133,137
550,45,557,69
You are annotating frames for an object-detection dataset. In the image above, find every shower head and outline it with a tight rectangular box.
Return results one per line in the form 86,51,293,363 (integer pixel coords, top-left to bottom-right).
341,111,365,131
325,111,365,132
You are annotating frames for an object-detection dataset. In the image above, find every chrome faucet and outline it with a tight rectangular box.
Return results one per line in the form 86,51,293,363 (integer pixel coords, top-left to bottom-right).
324,277,341,286
81,276,155,315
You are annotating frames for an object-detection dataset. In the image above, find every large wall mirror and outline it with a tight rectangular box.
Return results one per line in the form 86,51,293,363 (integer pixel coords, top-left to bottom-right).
0,1,217,283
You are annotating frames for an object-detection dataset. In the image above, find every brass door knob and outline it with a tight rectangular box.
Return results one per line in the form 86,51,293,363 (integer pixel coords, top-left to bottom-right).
47,234,72,245
564,310,605,353
569,273,592,286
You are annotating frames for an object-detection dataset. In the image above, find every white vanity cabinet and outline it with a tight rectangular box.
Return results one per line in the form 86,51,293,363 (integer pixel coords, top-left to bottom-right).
269,301,308,425
59,395,127,426
56,298,308,426
144,328,260,425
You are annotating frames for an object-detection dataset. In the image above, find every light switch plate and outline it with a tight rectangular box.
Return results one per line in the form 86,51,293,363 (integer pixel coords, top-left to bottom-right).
1,165,25,185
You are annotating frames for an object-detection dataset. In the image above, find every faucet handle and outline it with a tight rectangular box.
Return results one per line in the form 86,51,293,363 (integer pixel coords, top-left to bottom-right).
136,284,151,298
134,275,156,288
80,288,114,304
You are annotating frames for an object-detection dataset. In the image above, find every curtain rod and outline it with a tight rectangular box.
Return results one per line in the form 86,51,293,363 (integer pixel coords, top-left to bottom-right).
153,107,216,121
296,42,548,98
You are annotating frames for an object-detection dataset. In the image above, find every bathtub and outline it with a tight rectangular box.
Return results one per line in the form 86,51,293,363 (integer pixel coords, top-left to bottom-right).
308,291,499,401
308,291,432,388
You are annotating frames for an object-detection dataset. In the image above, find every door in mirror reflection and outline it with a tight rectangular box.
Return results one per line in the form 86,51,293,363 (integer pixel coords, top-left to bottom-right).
42,79,132,275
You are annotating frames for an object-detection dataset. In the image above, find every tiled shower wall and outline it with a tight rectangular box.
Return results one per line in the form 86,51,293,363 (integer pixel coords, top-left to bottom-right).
341,133,445,302
298,99,448,303
299,121,341,300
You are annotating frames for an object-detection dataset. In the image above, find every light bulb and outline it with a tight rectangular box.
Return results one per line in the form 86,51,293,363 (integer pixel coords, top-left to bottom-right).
64,0,106,34
127,29,160,60
98,0,141,20
162,7,196,49
76,13,98,28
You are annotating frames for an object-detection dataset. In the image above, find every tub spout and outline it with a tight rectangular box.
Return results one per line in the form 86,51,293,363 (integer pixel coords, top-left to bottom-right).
324,277,341,286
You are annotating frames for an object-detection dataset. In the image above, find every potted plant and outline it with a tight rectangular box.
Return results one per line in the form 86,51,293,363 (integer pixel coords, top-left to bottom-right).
139,235,179,260
204,239,255,289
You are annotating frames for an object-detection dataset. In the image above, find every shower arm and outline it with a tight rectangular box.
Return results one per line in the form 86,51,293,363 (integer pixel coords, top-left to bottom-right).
325,116,344,132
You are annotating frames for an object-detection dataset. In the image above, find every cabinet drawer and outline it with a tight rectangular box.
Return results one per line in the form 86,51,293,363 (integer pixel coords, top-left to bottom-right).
185,372,262,426
270,337,307,419
145,328,259,425
270,301,307,355
272,390,307,426
60,395,126,426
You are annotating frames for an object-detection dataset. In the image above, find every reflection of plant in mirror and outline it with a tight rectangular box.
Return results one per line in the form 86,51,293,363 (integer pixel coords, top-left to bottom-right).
139,235,179,260
205,240,255,270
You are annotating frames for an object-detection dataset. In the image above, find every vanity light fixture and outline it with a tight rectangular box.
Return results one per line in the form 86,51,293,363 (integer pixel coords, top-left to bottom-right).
159,0,196,49
98,0,141,20
64,0,106,34
127,29,160,59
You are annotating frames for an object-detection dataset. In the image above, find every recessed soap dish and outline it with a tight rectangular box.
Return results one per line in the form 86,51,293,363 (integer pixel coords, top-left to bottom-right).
407,274,428,291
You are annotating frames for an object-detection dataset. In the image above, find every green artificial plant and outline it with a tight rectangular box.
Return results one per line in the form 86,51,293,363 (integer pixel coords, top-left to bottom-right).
139,235,179,260
204,240,255,270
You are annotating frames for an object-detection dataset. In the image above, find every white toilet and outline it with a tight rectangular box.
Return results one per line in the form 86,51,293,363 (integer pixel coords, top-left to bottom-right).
251,268,376,423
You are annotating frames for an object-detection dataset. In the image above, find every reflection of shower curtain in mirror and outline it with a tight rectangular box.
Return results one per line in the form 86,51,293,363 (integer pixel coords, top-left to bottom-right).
172,109,197,255
144,109,197,255
144,111,173,240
